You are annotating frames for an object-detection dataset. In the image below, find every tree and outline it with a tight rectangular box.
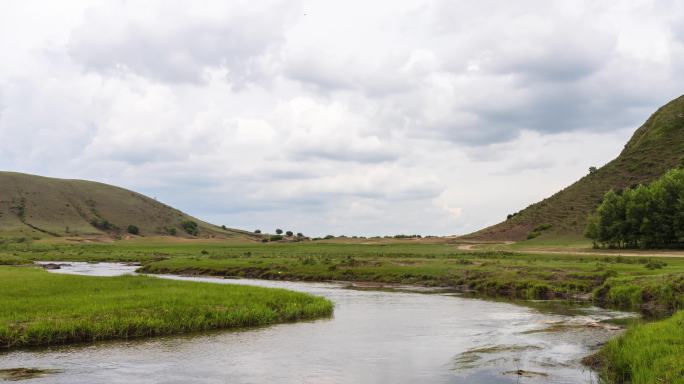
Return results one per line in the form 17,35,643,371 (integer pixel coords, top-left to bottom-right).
181,220,199,236
254,229,262,234
589,166,598,175
285,230,293,237
275,229,283,235
127,225,140,235
587,168,684,249
297,232,304,237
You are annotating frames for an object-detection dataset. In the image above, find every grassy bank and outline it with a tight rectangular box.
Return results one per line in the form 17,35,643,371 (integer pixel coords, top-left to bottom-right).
0,266,333,349
3,240,684,382
3,242,684,314
594,310,684,383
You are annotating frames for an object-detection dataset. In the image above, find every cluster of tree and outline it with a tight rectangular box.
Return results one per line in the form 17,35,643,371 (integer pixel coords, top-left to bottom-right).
585,168,684,249
180,220,199,236
91,218,116,230
274,229,304,237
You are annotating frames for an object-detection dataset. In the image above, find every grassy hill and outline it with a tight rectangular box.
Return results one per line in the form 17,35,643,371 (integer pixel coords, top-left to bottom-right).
464,94,684,241
0,171,258,241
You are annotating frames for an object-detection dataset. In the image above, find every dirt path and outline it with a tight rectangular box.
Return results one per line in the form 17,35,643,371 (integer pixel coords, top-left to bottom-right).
456,242,514,251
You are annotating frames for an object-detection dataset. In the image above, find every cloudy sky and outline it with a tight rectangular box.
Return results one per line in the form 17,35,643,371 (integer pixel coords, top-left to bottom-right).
1,1,683,236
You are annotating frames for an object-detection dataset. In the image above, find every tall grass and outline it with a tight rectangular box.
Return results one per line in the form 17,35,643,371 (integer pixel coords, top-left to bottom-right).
598,310,684,383
0,267,333,349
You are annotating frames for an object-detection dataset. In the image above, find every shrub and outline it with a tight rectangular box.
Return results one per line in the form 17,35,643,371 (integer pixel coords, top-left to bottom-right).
165,227,177,236
91,218,114,231
254,229,262,234
297,232,304,237
533,224,552,232
127,225,140,235
180,220,199,236
285,231,293,237
270,235,283,241
275,229,283,235
527,231,541,240
645,260,667,270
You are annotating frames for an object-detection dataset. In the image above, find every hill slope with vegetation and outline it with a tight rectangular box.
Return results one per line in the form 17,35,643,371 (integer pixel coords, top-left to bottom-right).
0,171,257,241
465,95,684,241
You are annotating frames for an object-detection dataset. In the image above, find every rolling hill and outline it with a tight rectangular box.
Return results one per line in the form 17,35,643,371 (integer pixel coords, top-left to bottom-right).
464,94,684,241
0,171,258,241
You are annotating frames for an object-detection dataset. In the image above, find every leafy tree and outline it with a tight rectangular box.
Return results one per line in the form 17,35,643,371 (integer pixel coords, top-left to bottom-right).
254,229,262,234
296,232,304,237
587,168,684,248
275,229,283,235
181,220,199,236
285,230,293,237
127,225,140,235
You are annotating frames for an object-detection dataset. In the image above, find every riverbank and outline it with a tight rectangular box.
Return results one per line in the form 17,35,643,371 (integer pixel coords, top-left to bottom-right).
2,240,683,381
0,266,333,349
589,310,684,383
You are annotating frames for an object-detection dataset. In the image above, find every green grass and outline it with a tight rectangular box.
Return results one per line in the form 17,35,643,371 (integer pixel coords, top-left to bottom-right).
597,310,684,383
4,241,684,315
3,240,684,381
0,266,333,349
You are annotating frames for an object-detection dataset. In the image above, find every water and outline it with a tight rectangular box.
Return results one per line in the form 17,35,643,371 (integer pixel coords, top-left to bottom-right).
1,263,635,383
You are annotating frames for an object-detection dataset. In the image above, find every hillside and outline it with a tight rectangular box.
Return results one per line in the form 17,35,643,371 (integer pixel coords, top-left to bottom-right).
0,172,258,241
464,94,684,241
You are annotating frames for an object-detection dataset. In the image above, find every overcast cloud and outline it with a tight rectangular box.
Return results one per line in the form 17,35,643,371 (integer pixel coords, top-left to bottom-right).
1,0,683,236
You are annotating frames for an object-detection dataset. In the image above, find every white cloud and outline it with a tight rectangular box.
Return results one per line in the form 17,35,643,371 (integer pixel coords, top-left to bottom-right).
0,0,682,236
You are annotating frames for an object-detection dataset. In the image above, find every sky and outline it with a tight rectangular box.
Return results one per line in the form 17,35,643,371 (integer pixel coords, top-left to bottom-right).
1,1,683,237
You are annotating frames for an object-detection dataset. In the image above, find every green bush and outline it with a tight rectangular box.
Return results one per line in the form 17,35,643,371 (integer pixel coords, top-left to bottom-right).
91,218,115,231
180,220,199,236
127,225,140,235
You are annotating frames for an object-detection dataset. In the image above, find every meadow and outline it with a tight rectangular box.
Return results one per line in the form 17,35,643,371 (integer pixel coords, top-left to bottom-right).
2,238,683,381
0,266,333,349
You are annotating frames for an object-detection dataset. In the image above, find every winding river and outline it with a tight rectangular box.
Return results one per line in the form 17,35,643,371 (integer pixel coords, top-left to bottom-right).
1,263,635,383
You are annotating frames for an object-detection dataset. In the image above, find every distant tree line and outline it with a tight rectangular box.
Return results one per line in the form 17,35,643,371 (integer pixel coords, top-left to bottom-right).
585,168,684,249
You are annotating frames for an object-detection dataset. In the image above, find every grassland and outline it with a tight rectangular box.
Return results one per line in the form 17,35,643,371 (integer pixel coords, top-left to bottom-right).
594,310,684,384
4,241,684,316
2,239,683,381
0,171,258,240
0,266,333,349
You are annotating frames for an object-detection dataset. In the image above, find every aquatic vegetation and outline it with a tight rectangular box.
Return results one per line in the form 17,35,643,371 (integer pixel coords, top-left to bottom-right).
0,368,62,381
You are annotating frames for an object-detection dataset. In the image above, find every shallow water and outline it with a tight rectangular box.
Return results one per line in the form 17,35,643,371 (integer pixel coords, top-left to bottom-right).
2,262,636,383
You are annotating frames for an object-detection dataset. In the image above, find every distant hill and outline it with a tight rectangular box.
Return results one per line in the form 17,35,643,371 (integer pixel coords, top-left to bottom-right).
0,172,258,241
464,94,684,241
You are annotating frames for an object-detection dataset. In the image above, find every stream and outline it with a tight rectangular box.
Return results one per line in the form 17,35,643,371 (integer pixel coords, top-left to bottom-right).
0,262,636,383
